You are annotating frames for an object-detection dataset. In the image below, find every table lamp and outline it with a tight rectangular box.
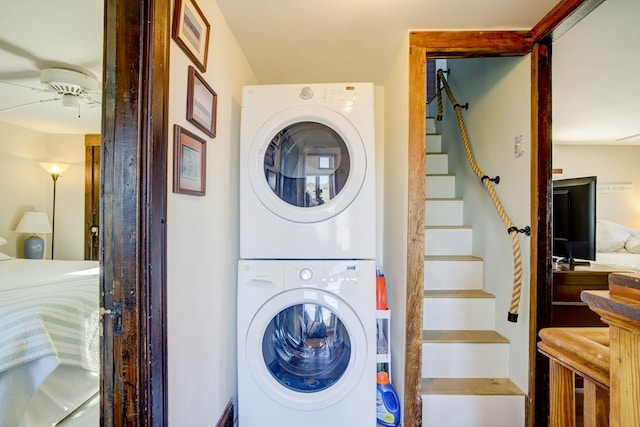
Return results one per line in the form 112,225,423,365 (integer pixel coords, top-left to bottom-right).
15,211,52,259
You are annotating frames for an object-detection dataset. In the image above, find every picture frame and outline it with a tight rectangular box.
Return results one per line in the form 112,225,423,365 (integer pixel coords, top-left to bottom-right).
171,0,210,72
173,124,206,196
186,66,217,138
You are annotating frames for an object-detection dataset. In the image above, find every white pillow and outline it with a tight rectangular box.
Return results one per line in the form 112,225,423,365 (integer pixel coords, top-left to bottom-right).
625,234,640,254
0,236,6,246
0,252,13,261
596,220,631,252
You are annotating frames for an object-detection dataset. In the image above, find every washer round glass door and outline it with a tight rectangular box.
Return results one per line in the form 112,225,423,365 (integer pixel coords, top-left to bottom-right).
248,106,367,223
245,288,368,410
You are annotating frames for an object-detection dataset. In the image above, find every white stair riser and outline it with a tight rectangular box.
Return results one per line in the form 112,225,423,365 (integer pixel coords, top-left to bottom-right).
421,116,525,427
422,343,509,378
425,228,472,256
423,298,495,330
426,134,442,152
424,259,483,290
426,153,448,174
426,118,437,134
425,175,455,198
425,199,463,226
423,395,525,427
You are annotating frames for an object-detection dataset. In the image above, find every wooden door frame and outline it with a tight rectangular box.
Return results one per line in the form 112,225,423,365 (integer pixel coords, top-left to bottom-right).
406,2,596,425
100,0,169,425
84,134,100,261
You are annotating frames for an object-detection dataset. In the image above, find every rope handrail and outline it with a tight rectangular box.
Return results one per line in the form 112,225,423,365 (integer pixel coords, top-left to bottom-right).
433,68,529,323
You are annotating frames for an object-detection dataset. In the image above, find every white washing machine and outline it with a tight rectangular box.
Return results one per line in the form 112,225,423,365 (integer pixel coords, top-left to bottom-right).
237,259,376,427
239,83,376,259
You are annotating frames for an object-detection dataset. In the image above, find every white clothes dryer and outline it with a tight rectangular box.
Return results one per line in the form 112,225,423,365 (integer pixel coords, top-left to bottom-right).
240,83,376,259
237,259,376,427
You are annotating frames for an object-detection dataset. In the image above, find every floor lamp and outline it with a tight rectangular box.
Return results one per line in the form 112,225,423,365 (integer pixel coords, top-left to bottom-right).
40,162,71,259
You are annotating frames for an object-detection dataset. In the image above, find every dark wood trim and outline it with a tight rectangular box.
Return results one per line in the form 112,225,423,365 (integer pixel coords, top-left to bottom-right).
215,400,235,427
85,134,101,146
529,40,553,427
410,31,533,57
140,0,170,423
101,0,169,425
84,135,100,260
530,0,601,42
405,44,426,427
530,2,604,426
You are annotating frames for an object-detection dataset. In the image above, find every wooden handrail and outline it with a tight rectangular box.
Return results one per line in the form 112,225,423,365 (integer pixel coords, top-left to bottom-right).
537,327,610,426
538,272,640,427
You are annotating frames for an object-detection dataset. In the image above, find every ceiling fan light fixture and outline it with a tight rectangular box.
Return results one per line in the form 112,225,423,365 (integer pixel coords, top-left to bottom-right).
62,94,79,109
40,68,99,94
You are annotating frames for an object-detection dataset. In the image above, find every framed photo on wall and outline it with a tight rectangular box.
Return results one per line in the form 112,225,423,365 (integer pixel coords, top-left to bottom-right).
172,0,210,72
173,124,206,196
187,66,217,138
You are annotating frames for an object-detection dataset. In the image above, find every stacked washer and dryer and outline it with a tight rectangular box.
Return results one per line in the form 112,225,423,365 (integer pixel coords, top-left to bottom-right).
237,83,377,426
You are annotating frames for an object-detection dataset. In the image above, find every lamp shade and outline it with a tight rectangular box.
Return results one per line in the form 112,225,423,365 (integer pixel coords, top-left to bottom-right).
15,211,52,234
39,162,71,176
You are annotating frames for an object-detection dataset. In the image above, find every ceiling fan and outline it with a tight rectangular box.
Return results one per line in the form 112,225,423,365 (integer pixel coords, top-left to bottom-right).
0,68,101,114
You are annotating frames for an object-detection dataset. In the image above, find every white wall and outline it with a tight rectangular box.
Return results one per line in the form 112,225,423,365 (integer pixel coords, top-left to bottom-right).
0,121,84,259
375,86,385,264
382,33,409,408
167,0,257,424
441,56,532,391
553,145,640,228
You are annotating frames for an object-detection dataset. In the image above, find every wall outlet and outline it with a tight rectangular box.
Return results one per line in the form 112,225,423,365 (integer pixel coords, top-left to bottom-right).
514,135,525,158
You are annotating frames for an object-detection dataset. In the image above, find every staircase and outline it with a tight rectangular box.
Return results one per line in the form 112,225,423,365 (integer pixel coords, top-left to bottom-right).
421,116,525,426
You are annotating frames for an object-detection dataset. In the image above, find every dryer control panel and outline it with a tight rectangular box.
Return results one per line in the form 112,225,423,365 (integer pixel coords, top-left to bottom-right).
242,82,374,108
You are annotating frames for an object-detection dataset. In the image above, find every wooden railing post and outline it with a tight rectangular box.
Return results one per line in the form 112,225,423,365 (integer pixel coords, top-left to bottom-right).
548,359,575,427
583,380,609,427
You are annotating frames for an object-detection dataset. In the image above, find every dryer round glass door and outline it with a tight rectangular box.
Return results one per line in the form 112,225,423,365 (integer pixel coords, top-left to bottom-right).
248,106,367,223
245,288,368,410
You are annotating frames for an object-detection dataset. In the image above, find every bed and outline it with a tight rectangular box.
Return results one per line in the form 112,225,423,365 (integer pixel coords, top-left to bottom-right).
0,257,100,427
594,219,640,272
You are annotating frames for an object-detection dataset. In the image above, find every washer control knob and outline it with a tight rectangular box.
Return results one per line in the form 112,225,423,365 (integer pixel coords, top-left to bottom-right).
300,86,314,100
299,268,313,281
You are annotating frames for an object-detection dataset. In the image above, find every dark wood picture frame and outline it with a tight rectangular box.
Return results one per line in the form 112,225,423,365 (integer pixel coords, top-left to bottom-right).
171,0,210,72
187,66,217,138
173,124,206,195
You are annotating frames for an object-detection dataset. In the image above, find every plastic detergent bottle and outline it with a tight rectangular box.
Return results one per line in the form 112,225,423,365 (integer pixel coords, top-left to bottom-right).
376,268,388,310
376,371,400,427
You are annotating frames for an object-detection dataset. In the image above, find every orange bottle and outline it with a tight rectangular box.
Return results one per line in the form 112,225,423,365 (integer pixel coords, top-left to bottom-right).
376,269,388,310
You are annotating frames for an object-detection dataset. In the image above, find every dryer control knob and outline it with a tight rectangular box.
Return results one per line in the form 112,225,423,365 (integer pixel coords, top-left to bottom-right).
299,268,313,281
300,86,314,100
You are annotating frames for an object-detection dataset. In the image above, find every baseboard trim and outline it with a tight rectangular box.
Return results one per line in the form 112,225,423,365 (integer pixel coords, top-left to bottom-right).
215,399,234,427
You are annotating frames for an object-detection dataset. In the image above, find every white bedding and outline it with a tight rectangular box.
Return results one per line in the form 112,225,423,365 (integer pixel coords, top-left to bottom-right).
0,259,99,427
594,219,640,273
595,251,640,273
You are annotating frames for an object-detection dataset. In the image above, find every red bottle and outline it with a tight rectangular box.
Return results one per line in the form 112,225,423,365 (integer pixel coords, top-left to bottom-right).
376,269,388,310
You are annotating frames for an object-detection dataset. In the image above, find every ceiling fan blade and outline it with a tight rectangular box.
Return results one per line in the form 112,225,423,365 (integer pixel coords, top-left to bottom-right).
80,93,102,105
0,79,51,93
0,98,60,113
0,71,41,81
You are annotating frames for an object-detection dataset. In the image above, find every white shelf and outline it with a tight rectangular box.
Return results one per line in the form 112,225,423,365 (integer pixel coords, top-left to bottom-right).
376,309,391,365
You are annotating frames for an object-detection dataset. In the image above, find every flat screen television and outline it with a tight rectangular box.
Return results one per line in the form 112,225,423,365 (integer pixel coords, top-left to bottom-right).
552,176,597,266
